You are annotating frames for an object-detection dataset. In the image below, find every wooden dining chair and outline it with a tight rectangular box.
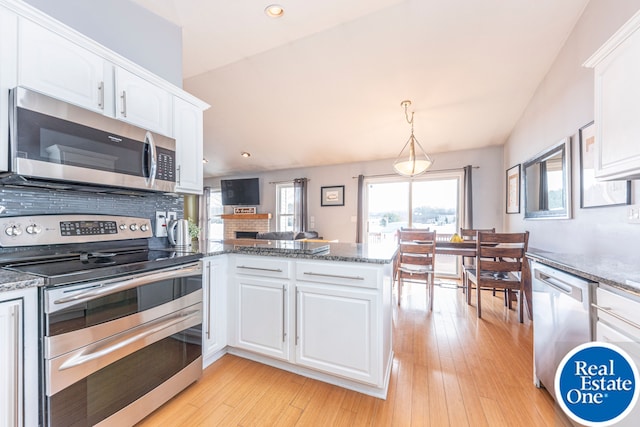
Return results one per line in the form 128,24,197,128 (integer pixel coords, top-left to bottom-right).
396,230,436,310
466,231,529,322
460,228,495,296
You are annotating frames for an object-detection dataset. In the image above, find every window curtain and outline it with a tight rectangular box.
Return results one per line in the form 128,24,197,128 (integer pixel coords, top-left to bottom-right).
356,174,364,243
463,165,473,229
294,178,308,232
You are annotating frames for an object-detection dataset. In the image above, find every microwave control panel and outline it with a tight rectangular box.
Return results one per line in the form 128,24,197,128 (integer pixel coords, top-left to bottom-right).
156,150,175,182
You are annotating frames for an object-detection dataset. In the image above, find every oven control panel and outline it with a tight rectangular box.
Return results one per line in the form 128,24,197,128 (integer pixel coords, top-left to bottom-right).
0,215,153,247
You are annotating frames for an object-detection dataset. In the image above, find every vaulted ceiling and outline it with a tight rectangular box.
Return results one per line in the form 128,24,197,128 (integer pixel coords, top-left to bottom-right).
131,0,590,177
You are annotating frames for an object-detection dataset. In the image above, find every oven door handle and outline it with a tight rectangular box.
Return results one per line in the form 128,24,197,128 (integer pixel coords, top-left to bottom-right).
58,308,201,371
53,263,201,305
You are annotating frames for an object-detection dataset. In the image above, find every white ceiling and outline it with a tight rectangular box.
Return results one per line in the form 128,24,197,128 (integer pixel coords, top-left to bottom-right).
131,0,590,178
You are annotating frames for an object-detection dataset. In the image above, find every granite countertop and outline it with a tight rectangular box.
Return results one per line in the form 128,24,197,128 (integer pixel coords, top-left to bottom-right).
1,240,398,291
202,240,398,264
0,270,44,292
526,249,640,297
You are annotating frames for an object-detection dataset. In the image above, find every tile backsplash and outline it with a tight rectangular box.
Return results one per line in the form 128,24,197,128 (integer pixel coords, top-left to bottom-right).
0,186,183,247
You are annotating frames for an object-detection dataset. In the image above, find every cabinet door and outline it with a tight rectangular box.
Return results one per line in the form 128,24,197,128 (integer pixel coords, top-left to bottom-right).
235,277,289,360
0,7,17,173
115,67,172,136
296,282,380,385
174,97,203,194
18,18,106,113
202,257,227,367
0,298,22,427
592,17,640,180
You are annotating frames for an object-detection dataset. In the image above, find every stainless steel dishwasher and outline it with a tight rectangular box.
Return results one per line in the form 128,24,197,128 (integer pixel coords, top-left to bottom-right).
531,261,595,401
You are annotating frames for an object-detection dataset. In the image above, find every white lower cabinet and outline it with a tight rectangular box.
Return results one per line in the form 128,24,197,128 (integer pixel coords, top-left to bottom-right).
202,256,227,367
229,254,393,396
296,282,379,385
235,277,290,361
0,288,38,427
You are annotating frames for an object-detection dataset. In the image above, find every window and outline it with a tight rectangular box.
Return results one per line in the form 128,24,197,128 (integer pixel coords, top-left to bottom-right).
208,188,223,240
364,171,464,277
276,183,295,232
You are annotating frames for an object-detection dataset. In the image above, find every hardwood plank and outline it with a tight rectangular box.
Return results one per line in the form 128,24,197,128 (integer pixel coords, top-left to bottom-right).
135,283,571,427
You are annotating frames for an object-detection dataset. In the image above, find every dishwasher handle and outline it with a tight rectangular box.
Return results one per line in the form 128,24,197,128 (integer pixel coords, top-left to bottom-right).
535,270,584,302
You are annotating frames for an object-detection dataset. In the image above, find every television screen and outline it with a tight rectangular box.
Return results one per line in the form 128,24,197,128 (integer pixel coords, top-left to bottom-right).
221,178,260,206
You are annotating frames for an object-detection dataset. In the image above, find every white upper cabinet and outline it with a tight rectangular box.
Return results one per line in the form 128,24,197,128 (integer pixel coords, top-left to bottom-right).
18,17,173,136
115,67,172,137
18,17,108,114
174,97,204,194
0,6,17,173
585,10,640,180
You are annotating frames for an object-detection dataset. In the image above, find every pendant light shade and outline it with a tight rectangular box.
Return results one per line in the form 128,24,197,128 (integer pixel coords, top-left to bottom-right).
393,100,433,177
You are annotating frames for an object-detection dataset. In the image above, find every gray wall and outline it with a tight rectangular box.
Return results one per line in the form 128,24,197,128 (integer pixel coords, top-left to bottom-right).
504,0,640,255
205,145,503,243
24,0,183,86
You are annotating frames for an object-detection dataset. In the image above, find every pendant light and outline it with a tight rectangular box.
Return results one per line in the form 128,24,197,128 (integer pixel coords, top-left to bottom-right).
393,100,433,176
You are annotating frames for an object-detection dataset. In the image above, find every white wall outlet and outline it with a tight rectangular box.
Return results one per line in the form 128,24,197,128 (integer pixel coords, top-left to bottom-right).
155,211,168,237
628,205,640,224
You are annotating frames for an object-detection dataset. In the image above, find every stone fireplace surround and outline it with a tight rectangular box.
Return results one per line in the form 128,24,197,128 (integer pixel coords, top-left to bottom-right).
221,213,271,240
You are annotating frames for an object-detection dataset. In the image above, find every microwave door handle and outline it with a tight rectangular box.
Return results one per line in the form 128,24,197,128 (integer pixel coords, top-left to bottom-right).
145,131,157,187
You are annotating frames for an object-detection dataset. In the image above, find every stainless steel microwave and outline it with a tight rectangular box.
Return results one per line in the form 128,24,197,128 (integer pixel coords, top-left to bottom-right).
6,87,176,193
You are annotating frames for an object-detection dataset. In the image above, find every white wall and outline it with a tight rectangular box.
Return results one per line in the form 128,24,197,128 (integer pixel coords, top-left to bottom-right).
23,0,183,86
504,0,640,255
205,145,503,243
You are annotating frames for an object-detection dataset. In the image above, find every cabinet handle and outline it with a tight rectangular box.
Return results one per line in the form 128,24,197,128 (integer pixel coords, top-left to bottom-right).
176,165,181,185
98,81,104,109
237,265,283,273
295,289,299,346
206,263,211,340
12,304,20,423
592,303,640,331
303,271,365,281
121,91,127,117
282,285,286,342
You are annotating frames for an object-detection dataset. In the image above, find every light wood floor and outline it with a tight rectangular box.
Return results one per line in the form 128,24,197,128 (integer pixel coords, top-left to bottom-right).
137,282,572,426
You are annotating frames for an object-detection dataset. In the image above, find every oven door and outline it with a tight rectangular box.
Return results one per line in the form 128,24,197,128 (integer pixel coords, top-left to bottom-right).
42,263,202,426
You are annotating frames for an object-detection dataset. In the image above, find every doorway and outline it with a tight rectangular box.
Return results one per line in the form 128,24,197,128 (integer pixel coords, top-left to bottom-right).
364,171,463,277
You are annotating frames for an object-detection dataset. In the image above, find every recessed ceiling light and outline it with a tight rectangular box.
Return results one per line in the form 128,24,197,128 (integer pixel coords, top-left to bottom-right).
241,151,251,158
264,4,284,18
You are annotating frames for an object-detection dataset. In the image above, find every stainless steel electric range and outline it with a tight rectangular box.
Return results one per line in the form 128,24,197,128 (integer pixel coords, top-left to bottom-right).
0,214,203,427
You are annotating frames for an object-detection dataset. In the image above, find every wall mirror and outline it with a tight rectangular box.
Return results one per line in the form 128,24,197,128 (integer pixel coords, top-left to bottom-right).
523,137,572,219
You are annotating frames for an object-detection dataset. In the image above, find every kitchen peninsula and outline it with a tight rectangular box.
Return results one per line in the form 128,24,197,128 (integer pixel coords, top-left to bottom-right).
201,240,397,398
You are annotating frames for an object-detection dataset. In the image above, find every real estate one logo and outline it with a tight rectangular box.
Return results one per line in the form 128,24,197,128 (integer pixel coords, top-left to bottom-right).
555,342,639,426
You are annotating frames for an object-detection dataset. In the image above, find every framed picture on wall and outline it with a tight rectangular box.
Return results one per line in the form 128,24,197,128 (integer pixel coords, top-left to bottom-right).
506,164,521,214
579,121,631,208
321,185,345,206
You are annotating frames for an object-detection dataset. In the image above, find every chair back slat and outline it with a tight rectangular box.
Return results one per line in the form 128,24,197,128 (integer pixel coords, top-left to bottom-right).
399,230,433,242
478,259,522,272
460,228,495,241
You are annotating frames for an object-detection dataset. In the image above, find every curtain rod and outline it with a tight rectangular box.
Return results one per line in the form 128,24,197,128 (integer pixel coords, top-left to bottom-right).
351,166,479,179
268,179,311,184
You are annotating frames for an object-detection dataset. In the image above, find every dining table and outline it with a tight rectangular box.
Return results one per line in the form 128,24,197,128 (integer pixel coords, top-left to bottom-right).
434,240,533,320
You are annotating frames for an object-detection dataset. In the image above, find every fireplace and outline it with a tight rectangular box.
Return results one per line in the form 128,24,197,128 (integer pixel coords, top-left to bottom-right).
236,231,259,239
221,213,272,240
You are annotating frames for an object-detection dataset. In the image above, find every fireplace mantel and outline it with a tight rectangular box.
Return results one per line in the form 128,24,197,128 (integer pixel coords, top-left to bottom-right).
221,213,272,220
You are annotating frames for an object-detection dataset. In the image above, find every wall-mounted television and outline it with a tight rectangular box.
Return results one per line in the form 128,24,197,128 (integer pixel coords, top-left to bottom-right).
221,178,260,206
